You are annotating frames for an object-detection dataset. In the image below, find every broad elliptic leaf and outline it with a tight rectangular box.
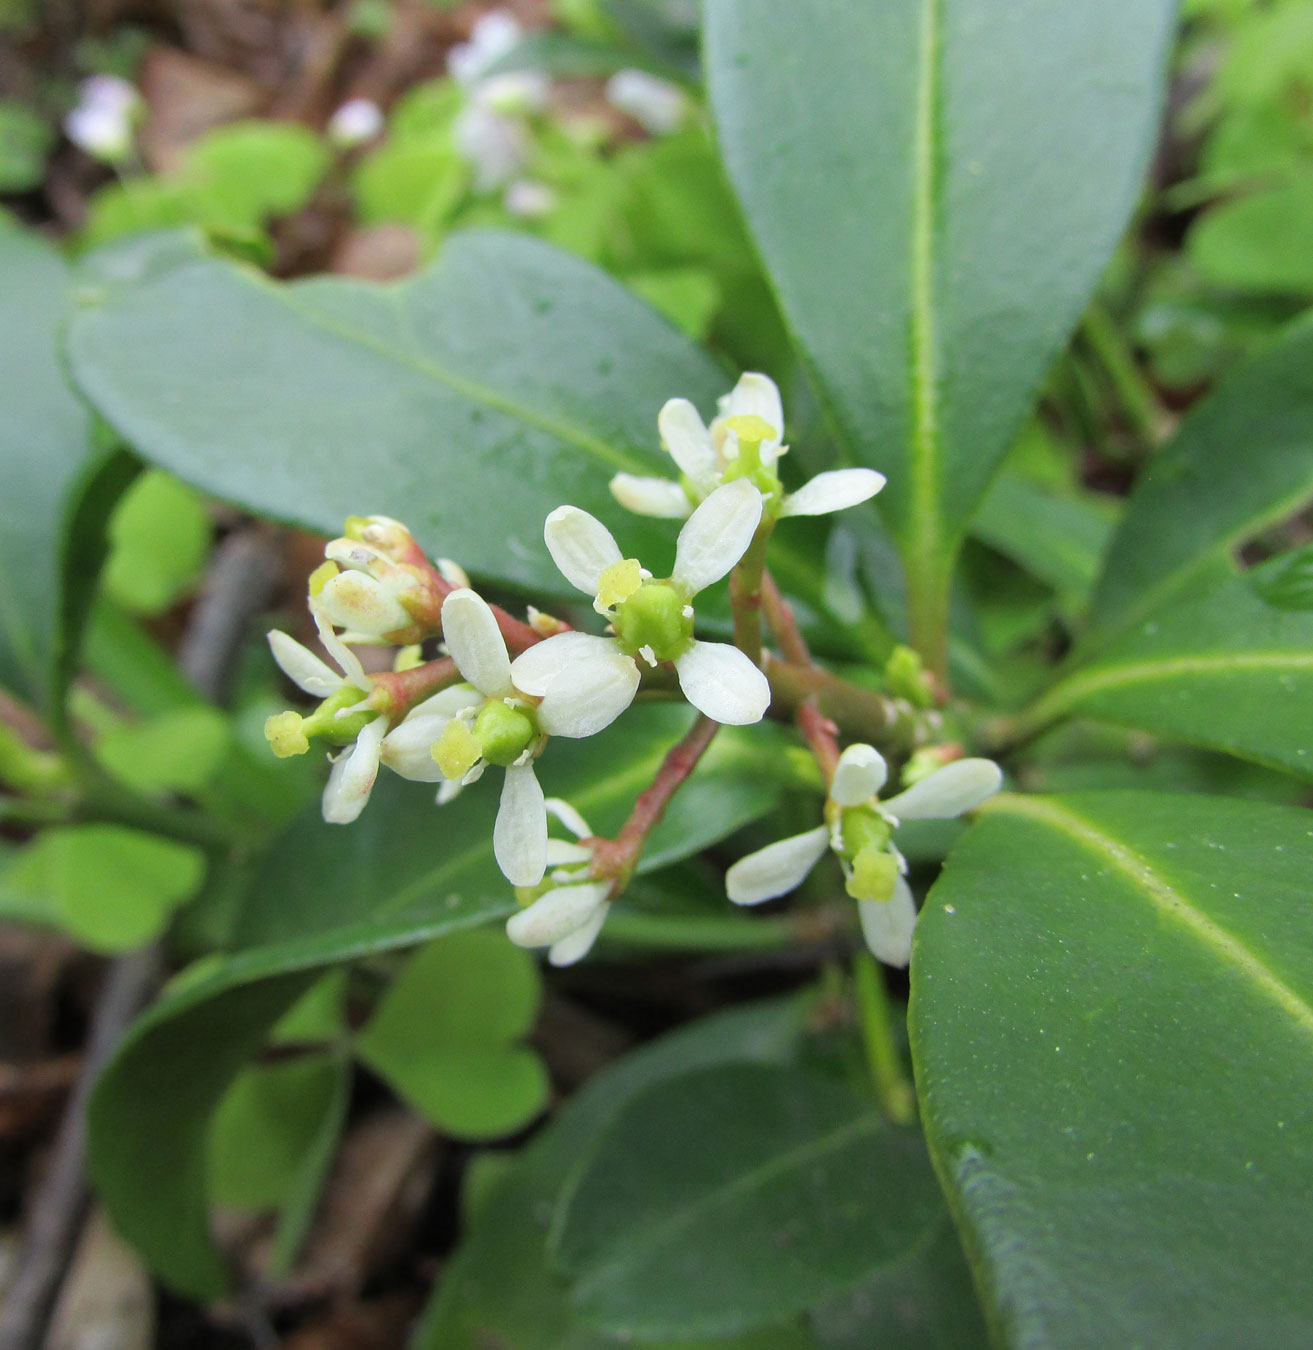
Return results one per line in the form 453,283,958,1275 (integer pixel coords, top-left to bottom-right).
704,0,1175,563
0,226,93,707
1089,313,1313,642
551,1064,944,1340
67,229,726,592
1025,569,1313,780
911,790,1313,1348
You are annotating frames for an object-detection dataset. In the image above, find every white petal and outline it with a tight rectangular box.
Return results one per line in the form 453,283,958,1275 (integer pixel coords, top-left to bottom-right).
311,607,369,690
546,839,593,866
380,714,452,781
881,759,1004,821
780,468,886,518
610,473,692,519
441,589,513,698
671,479,763,596
437,777,464,805
406,685,482,720
537,647,639,738
548,903,609,966
543,506,624,596
268,630,344,697
725,825,830,905
321,717,385,824
858,875,918,967
506,880,609,949
830,744,889,807
545,797,592,839
723,372,784,440
658,398,719,492
494,762,547,887
510,631,615,696
674,640,771,725
316,571,411,637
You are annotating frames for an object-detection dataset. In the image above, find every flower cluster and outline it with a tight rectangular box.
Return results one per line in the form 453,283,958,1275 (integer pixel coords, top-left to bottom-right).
726,746,1002,965
265,373,992,973
65,75,143,165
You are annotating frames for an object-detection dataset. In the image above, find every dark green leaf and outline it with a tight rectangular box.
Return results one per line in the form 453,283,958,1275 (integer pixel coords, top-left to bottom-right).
911,790,1313,1348
551,1064,943,1339
1251,542,1313,610
1025,569,1313,779
1089,313,1313,640
0,100,54,193
415,997,818,1349
66,230,727,592
0,227,94,708
704,0,1175,559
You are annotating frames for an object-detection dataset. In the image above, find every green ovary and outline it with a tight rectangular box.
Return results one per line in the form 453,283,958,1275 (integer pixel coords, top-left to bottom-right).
615,581,693,659
474,701,538,767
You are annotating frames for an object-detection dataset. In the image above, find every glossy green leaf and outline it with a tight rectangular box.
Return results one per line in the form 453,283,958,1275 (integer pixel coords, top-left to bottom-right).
66,229,727,591
415,997,819,1349
1028,568,1313,779
0,227,94,707
911,790,1313,1348
1089,313,1313,640
356,930,549,1139
704,0,1175,560
3,824,205,951
1251,542,1313,610
552,1064,944,1339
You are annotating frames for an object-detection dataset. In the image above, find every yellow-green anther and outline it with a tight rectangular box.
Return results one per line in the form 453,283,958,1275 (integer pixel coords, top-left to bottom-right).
615,580,693,658
308,560,338,597
846,846,900,903
474,701,537,767
433,720,482,779
265,711,310,758
597,557,644,610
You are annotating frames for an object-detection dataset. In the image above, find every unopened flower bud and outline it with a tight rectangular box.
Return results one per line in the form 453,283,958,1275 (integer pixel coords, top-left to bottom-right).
884,644,935,709
327,97,384,148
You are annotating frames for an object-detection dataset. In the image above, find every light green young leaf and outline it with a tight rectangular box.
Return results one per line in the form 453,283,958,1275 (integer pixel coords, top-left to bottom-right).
102,469,211,615
356,930,549,1139
1189,178,1313,297
912,790,1313,1349
703,0,1175,570
95,705,232,795
3,824,205,951
207,1054,348,1211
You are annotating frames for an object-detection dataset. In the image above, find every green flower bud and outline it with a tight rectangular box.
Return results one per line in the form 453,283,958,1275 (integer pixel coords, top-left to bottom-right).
615,580,693,659
884,644,935,709
474,701,538,767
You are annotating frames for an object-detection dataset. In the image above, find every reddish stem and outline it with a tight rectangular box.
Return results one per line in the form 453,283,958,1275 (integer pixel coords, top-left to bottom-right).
590,713,720,896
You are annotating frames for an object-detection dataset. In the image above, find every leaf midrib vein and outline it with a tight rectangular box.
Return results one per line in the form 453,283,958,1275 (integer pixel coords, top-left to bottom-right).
991,794,1313,1039
274,284,650,477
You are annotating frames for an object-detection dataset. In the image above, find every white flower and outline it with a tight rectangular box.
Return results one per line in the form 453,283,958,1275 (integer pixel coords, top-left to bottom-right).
328,97,384,147
503,177,557,218
453,104,531,192
506,800,610,966
725,745,1002,966
315,536,423,640
447,10,523,85
429,589,563,888
605,69,688,135
610,372,885,523
522,479,771,727
65,75,142,163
